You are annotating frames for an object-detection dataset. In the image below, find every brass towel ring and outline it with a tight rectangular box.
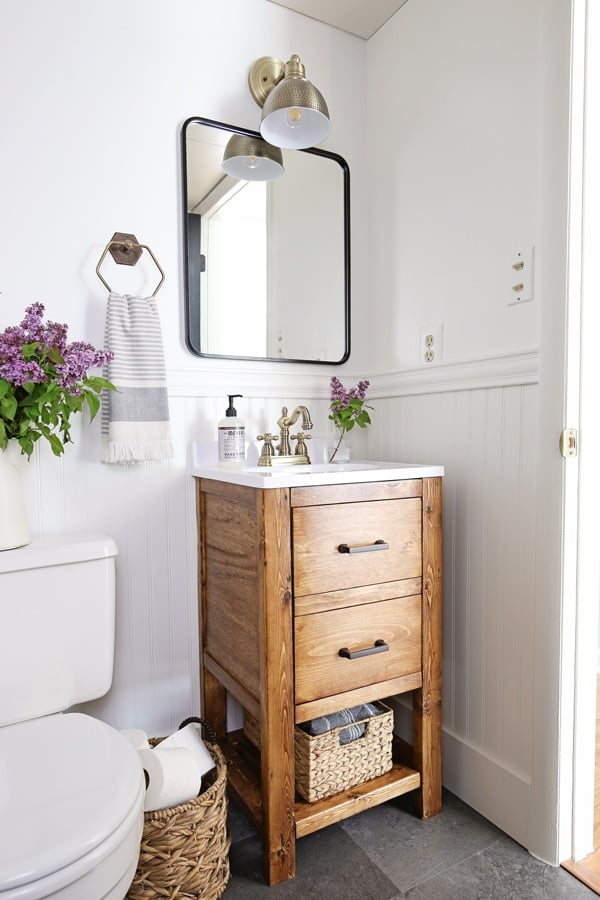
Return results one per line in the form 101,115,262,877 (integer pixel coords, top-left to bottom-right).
96,231,165,297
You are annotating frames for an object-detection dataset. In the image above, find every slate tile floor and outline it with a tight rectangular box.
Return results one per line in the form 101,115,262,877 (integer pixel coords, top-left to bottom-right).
224,790,596,899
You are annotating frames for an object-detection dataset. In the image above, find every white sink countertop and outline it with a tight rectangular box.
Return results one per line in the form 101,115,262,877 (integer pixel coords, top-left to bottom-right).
191,442,444,489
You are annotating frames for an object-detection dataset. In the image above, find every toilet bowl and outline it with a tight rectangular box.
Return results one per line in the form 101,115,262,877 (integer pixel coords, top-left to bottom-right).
0,715,144,899
0,535,145,899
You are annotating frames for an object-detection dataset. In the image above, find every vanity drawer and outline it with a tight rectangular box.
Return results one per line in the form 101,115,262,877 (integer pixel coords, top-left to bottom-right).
293,498,422,596
294,595,421,704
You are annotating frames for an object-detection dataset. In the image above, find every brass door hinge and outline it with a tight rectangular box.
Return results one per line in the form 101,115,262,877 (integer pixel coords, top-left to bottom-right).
559,428,578,458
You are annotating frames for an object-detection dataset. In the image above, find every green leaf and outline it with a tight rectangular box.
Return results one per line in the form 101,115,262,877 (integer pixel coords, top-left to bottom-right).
1,395,18,420
0,379,10,399
85,376,116,393
84,390,100,421
48,433,64,457
22,341,40,360
18,436,34,458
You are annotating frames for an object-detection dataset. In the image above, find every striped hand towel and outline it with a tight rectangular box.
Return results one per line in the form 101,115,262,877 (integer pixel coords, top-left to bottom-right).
101,293,174,463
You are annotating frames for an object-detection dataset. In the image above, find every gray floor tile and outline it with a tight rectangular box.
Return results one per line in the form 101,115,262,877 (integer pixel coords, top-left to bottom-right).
340,789,503,893
405,834,597,899
224,825,400,898
225,791,591,899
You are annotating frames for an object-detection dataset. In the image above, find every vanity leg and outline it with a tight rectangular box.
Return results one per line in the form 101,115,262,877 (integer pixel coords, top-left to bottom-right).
258,489,296,885
201,665,227,741
414,476,443,818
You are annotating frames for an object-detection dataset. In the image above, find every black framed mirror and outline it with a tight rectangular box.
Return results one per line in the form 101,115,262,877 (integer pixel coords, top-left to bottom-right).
182,117,350,364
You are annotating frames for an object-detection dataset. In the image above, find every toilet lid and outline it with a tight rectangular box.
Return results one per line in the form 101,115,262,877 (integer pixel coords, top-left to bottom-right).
0,713,144,893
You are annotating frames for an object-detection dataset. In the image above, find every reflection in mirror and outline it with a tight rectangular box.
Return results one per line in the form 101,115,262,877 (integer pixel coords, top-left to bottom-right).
182,117,350,364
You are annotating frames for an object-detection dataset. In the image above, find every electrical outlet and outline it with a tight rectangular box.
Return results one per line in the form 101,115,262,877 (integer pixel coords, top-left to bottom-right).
420,324,443,365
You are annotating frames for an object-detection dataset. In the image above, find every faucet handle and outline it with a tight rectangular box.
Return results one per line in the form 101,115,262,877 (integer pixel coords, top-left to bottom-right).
257,432,277,465
291,432,312,458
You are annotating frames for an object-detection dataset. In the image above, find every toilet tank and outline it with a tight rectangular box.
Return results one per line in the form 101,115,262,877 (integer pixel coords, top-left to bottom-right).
0,533,118,728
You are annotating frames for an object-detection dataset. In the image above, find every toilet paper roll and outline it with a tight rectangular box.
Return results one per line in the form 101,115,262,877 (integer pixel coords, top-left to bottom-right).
156,722,215,778
120,728,150,750
139,747,203,812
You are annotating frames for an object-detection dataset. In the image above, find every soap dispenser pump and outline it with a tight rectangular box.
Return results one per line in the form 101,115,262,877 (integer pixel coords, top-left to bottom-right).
218,394,245,465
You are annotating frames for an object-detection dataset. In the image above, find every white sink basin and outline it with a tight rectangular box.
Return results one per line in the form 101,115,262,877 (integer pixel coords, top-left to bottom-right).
242,462,382,474
191,444,444,488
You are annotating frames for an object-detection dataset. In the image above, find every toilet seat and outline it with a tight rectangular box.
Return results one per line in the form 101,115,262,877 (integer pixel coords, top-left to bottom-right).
0,713,144,898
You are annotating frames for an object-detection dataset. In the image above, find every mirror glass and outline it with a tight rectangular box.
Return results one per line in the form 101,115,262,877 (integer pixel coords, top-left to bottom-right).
182,117,350,363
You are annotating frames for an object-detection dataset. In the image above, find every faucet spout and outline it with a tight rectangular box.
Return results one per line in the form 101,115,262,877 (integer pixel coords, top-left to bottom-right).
281,405,313,431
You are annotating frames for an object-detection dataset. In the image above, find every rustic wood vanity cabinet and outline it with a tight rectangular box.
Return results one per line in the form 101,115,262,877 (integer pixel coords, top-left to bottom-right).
195,473,442,886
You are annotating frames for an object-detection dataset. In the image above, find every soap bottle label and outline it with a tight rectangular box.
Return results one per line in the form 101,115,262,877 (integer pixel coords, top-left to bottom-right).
218,426,245,462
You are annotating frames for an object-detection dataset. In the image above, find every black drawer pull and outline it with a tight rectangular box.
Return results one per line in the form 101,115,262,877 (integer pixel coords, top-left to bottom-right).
338,639,389,660
338,539,389,554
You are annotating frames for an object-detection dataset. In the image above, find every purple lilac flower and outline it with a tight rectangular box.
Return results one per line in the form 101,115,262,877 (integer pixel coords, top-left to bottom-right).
0,303,113,392
329,376,370,409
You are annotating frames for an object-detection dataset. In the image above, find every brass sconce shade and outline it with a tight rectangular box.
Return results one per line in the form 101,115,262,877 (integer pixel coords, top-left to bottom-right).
222,133,284,181
249,54,331,150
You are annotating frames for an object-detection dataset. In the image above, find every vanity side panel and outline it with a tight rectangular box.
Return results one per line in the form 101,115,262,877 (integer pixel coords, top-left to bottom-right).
198,479,263,702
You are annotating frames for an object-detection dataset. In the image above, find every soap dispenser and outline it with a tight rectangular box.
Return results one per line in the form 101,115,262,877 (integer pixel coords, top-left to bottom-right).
218,394,245,465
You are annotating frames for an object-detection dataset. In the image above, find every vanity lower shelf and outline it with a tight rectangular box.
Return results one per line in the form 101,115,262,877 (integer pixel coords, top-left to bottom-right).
222,728,422,838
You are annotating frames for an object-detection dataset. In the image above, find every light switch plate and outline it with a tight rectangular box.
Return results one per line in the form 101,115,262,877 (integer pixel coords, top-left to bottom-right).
508,247,534,305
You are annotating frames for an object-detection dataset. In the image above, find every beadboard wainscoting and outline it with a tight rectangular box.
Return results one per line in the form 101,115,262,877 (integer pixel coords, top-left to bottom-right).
15,350,538,852
370,373,538,849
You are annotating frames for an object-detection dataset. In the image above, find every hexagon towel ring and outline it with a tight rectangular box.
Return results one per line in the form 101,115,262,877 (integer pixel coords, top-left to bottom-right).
96,231,165,297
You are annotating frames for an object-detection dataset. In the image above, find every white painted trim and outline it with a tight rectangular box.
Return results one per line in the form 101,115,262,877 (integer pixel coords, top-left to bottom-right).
571,0,600,863
369,349,539,398
442,728,531,850
166,348,539,399
391,698,530,848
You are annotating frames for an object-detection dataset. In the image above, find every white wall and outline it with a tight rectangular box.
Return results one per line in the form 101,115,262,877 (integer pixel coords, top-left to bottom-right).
0,0,367,736
366,0,571,863
367,0,541,370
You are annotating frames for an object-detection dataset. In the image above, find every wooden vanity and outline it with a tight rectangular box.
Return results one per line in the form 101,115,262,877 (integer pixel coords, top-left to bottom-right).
194,462,443,886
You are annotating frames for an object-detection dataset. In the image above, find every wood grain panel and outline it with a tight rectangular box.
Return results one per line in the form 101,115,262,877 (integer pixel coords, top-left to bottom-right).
201,490,262,700
294,595,421,704
258,488,296,884
291,479,423,507
413,476,443,817
293,498,422,596
294,577,422,616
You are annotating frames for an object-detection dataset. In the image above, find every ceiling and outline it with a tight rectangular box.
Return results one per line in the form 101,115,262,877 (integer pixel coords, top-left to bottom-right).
267,0,409,40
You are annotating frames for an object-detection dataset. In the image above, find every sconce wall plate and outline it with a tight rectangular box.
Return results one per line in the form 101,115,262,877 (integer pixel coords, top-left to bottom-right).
248,56,285,107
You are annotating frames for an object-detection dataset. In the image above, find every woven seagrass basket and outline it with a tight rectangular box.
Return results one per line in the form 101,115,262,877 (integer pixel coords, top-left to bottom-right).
244,702,393,803
127,718,230,900
295,702,394,802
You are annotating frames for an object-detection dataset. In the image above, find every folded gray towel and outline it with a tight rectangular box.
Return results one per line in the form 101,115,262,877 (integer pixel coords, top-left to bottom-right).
299,703,383,745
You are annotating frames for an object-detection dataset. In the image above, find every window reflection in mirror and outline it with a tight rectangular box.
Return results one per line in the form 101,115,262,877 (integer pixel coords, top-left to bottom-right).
182,117,350,364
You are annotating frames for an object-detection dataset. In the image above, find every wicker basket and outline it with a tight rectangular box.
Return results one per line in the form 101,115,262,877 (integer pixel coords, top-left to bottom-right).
244,702,394,803
295,702,394,801
127,719,230,900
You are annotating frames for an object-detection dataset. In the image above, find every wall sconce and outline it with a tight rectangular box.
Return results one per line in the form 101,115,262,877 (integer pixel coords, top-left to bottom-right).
248,54,331,150
222,133,284,182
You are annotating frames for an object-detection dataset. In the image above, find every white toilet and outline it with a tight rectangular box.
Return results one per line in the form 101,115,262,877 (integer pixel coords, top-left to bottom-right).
0,534,145,899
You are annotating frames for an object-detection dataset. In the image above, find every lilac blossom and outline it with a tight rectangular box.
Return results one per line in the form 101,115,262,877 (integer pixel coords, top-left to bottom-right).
0,303,115,458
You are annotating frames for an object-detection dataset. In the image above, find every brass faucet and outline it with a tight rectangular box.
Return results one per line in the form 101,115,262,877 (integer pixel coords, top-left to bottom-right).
257,405,313,466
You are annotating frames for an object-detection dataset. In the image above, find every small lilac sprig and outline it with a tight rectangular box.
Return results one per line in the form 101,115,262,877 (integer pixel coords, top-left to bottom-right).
0,303,115,458
328,376,372,462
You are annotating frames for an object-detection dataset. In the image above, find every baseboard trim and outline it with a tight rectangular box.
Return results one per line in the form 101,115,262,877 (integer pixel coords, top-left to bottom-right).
389,698,531,850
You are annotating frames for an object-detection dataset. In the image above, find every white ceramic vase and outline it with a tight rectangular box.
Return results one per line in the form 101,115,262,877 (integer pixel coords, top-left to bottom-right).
0,443,31,551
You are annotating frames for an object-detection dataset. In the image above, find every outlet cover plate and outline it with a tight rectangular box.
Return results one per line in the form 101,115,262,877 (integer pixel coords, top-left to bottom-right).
420,323,443,365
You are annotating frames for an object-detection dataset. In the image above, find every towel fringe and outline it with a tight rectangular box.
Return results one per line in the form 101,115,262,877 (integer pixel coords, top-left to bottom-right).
100,439,174,464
